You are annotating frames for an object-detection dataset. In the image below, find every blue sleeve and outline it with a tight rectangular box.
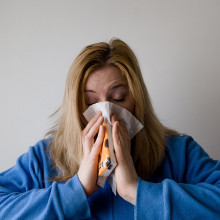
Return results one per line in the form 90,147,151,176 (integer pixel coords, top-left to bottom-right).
135,136,220,220
0,141,91,219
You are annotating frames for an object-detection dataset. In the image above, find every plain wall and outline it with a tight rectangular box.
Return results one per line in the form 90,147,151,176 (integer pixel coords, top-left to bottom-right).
0,0,220,172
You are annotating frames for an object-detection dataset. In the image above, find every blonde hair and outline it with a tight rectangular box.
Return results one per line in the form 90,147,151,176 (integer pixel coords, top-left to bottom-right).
47,38,179,181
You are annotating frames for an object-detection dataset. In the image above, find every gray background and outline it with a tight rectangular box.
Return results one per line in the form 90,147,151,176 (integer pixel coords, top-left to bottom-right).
0,0,220,172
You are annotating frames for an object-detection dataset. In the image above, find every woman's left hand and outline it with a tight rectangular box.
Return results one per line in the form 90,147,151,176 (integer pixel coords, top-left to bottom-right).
111,115,138,205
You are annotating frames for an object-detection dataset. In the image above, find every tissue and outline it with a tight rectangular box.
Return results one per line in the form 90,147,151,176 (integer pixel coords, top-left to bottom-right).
83,101,143,194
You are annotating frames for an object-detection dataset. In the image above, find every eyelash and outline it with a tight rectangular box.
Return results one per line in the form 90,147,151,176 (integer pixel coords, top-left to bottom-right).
87,99,125,106
86,97,125,106
113,98,125,102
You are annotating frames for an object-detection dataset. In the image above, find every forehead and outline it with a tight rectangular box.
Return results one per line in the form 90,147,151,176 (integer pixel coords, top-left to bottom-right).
85,65,126,89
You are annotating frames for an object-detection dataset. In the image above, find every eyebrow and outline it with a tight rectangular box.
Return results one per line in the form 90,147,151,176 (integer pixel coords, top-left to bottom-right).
84,84,127,93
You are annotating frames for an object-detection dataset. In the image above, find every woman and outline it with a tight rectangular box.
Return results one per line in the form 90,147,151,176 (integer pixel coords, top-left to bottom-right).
0,39,220,219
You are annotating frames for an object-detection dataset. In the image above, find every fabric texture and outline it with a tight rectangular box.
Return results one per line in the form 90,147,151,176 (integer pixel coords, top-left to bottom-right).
0,135,220,219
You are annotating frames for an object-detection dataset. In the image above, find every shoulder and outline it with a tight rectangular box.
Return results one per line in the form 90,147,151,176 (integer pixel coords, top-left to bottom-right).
12,138,53,177
164,135,212,166
0,138,54,189
165,135,206,157
166,134,194,148
29,138,52,158
26,138,53,168
164,135,220,183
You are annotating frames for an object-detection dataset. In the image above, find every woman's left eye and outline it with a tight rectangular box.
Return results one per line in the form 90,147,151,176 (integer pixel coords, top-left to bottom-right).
113,98,125,102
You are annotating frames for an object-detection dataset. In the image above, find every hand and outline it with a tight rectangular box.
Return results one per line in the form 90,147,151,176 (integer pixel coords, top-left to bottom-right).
78,112,105,197
111,115,138,205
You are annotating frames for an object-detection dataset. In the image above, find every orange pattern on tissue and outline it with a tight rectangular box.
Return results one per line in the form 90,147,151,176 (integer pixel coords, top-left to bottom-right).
98,123,112,176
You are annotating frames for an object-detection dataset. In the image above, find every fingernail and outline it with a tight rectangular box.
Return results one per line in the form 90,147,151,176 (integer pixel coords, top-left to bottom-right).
96,111,101,116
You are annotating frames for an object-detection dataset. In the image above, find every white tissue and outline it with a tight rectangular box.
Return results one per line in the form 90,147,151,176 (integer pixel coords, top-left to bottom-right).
83,101,143,195
83,101,143,139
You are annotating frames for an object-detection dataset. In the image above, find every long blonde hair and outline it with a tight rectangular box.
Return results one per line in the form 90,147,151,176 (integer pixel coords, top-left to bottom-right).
47,38,179,181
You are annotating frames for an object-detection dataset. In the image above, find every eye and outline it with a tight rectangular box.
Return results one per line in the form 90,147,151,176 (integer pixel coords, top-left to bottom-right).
113,98,125,102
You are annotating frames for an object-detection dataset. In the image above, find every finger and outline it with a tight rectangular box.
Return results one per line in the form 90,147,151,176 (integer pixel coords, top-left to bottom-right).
83,115,104,154
83,115,103,155
111,115,127,136
86,115,104,139
83,112,102,135
112,121,122,156
113,121,131,163
91,125,105,157
111,114,117,124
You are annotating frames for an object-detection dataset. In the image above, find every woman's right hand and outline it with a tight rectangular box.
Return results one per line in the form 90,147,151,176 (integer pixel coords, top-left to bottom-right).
77,112,105,197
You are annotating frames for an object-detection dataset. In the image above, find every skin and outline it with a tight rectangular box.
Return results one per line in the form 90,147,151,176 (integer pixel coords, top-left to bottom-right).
78,65,138,205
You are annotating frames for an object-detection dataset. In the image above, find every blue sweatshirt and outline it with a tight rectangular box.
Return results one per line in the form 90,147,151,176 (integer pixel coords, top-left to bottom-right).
0,135,220,219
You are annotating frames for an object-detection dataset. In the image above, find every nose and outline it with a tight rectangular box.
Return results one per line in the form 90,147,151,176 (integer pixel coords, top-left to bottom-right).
99,96,108,103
